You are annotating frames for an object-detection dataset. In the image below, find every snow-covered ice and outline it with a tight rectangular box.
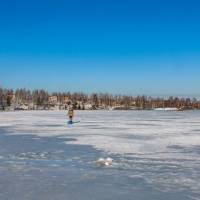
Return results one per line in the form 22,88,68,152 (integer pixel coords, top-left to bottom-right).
1,110,200,156
0,110,200,199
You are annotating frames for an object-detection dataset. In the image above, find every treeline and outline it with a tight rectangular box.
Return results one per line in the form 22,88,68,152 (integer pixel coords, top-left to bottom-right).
0,88,49,108
0,87,200,110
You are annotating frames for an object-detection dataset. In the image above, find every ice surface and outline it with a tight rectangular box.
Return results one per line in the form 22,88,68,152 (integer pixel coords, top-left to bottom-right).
0,110,200,199
1,110,200,156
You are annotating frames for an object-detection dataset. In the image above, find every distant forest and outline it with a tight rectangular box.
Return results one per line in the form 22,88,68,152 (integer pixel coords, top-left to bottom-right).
0,87,200,110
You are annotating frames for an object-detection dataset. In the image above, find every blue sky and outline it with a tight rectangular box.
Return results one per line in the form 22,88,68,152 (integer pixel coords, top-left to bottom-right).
0,0,200,96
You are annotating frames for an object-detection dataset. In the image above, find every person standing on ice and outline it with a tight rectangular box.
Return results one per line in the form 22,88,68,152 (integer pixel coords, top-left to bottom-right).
67,104,74,124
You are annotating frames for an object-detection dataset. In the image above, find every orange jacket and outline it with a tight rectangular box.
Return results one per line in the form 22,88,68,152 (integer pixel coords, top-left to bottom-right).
68,109,74,117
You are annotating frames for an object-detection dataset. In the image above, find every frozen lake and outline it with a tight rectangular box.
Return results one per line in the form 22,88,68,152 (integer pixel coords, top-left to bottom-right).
0,110,200,200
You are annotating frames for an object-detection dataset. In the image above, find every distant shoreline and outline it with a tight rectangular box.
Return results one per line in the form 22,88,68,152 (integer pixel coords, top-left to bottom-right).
0,107,199,112
1,87,200,111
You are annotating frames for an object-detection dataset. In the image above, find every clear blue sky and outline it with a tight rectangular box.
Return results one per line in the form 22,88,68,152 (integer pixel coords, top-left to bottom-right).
0,0,200,96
